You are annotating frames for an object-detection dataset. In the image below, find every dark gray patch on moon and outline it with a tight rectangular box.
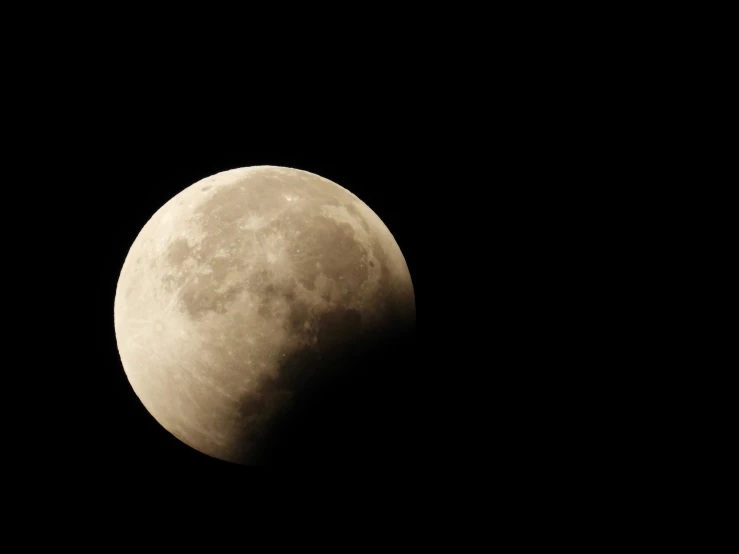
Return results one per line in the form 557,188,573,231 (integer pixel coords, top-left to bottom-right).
166,237,191,266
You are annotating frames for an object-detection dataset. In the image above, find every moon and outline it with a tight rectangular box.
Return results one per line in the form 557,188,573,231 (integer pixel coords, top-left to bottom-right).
114,166,416,464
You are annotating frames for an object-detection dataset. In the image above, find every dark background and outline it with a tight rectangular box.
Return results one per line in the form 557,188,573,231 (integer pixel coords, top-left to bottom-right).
34,102,426,475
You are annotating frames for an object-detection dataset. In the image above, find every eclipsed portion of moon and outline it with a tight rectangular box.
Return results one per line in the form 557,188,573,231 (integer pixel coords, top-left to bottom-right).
113,166,415,464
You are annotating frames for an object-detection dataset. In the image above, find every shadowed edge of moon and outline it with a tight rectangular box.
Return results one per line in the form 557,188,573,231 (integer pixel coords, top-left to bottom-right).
231,310,417,465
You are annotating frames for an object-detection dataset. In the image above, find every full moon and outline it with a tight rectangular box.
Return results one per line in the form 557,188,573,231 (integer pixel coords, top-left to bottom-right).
114,166,415,464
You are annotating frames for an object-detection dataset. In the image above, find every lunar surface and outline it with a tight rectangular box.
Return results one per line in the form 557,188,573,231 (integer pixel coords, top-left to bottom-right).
114,166,415,464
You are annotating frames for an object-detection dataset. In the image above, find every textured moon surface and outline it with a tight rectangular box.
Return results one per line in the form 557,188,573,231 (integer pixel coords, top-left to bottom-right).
114,166,415,464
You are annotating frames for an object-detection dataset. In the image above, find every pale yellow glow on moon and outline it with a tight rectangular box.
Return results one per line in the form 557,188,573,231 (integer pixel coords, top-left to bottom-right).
114,166,415,464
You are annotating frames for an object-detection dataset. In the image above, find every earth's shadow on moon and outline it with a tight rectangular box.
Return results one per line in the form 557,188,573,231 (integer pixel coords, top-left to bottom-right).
233,316,418,466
